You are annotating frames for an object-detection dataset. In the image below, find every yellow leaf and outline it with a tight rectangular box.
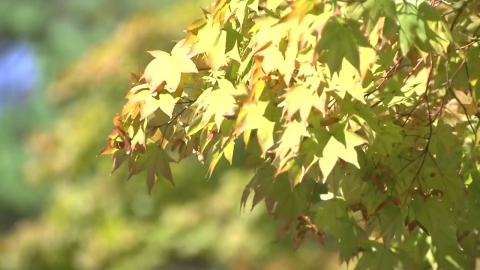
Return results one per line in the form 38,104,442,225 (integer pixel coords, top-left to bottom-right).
257,117,276,155
319,136,339,181
224,140,235,164
276,121,310,168
281,84,314,124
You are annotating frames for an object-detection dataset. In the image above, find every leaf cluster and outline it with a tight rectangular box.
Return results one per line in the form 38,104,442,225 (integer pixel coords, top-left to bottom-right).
100,0,480,267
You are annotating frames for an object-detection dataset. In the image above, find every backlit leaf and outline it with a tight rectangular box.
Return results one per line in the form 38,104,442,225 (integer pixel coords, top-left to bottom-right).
128,143,176,194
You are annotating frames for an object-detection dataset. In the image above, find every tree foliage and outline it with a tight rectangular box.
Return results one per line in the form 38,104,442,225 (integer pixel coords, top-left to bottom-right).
2,5,344,270
101,0,480,268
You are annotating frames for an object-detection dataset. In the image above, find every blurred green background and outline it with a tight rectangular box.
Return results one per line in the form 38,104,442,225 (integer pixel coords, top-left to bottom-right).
0,1,348,269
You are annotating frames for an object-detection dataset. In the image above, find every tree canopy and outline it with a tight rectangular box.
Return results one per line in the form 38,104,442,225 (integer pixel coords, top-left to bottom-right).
101,0,480,268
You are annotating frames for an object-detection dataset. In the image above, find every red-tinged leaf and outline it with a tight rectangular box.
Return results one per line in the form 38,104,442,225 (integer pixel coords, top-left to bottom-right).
112,126,132,154
171,139,182,152
212,0,228,21
417,221,430,236
407,220,418,232
98,134,119,156
360,205,368,221
248,57,266,102
319,117,341,127
390,196,401,206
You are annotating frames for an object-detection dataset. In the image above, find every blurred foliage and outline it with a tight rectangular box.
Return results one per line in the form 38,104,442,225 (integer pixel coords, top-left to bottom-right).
0,0,180,231
0,1,346,269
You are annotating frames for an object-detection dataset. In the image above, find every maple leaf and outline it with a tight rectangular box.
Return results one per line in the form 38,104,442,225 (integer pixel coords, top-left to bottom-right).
318,126,366,181
280,84,315,124
195,86,238,130
99,0,480,266
128,143,176,194
275,121,310,173
143,39,198,93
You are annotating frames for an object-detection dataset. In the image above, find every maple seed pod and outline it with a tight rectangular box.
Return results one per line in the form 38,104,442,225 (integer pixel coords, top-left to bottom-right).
390,197,401,206
207,132,215,140
297,215,308,221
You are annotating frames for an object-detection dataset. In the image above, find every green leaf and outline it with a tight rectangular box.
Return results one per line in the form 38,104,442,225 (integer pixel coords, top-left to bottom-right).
316,17,370,75
273,176,310,221
286,158,305,190
355,241,399,270
315,198,367,263
241,165,276,211
128,143,176,194
397,2,418,56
